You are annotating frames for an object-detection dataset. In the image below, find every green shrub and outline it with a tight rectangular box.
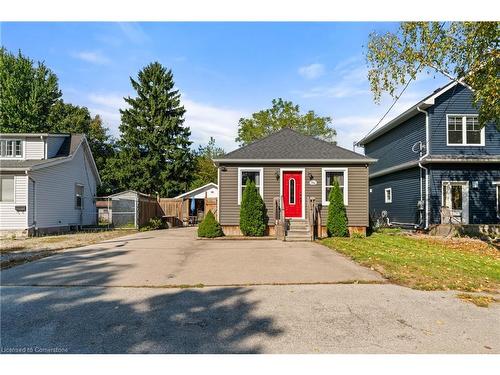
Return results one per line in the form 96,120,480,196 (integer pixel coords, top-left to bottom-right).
198,211,224,238
326,180,349,237
140,217,165,231
239,179,266,236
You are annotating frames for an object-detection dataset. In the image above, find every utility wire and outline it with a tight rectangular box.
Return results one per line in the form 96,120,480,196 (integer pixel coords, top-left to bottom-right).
359,22,447,143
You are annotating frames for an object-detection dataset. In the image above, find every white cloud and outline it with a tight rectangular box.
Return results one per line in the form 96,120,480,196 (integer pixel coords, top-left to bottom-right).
183,98,244,151
297,64,370,99
298,63,325,79
86,91,243,151
117,22,149,44
72,51,111,65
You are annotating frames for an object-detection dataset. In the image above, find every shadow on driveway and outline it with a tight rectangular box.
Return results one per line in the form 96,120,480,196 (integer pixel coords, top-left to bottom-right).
1,247,283,353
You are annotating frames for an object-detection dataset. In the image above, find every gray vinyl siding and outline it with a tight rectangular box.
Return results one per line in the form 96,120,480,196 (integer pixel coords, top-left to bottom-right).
429,84,500,156
30,146,98,228
428,164,500,225
0,173,28,229
24,137,45,159
218,163,369,227
364,112,425,174
369,167,423,225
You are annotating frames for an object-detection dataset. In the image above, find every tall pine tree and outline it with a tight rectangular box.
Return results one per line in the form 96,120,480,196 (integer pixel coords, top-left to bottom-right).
113,62,194,197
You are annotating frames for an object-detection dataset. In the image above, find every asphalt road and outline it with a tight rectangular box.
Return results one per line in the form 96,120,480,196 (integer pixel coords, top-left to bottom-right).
1,284,498,354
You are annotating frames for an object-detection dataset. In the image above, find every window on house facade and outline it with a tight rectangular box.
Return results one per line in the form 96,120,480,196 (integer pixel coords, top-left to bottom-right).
0,176,15,202
289,178,295,204
238,168,263,205
322,168,348,205
447,115,484,146
496,183,500,218
0,139,23,158
75,184,84,209
384,188,392,203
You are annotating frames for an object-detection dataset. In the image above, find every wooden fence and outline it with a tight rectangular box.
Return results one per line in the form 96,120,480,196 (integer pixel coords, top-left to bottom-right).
135,196,218,228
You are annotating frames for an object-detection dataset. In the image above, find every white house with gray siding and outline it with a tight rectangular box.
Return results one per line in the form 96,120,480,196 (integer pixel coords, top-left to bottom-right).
0,133,100,235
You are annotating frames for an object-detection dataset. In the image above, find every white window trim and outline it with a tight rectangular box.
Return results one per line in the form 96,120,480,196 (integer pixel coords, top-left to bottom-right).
494,181,500,218
288,178,296,205
280,168,306,220
0,139,25,160
237,167,264,205
0,175,16,204
75,183,84,210
322,167,348,206
384,188,392,203
446,114,485,146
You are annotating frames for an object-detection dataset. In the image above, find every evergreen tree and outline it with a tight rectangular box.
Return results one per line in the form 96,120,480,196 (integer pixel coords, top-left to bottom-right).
112,62,194,196
239,180,266,236
198,210,224,238
326,180,349,237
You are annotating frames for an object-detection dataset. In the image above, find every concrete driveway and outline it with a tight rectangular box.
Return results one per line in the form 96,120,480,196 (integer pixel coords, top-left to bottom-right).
0,227,383,287
2,228,498,353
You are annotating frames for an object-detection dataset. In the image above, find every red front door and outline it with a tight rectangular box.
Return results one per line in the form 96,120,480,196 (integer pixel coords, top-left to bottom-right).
283,171,302,218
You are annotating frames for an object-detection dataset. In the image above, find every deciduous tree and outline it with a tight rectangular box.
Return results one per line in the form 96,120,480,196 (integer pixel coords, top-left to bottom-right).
366,22,500,128
236,98,335,146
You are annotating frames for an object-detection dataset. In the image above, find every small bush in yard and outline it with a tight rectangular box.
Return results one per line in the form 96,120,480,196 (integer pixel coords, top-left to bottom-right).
240,179,266,236
327,180,349,237
198,211,224,238
140,217,165,231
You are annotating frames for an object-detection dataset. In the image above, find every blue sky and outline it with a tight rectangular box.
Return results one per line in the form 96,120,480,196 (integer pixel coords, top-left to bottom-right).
1,22,450,152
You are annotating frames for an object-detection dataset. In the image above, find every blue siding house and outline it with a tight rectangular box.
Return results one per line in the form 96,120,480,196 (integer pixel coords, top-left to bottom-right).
358,82,500,228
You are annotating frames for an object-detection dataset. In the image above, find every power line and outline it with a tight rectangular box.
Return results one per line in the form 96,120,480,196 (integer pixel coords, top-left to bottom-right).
359,22,446,143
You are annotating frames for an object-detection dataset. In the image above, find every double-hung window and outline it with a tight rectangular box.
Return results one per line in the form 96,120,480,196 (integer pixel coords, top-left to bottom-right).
495,182,500,218
75,184,84,209
0,139,23,158
447,115,484,146
322,168,348,205
384,188,392,203
0,176,15,202
238,168,263,205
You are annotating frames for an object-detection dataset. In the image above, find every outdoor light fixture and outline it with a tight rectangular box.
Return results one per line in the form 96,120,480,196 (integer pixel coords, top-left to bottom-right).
220,166,227,172
275,170,280,180
472,181,479,189
308,173,314,180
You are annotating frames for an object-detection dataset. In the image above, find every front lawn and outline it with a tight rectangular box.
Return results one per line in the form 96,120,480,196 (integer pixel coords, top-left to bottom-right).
321,231,500,292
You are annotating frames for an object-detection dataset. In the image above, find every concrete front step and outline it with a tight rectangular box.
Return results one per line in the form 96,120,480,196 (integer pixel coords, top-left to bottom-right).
285,236,312,242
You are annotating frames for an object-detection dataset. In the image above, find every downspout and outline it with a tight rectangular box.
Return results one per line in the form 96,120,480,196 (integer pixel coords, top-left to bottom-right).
416,105,430,229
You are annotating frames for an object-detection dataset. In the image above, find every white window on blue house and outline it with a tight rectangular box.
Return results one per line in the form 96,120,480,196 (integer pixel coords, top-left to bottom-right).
0,139,23,158
384,188,392,203
447,115,484,146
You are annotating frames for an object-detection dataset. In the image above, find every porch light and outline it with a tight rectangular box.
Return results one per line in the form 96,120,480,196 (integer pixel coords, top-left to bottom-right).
220,166,227,172
274,170,280,180
308,173,314,180
472,181,479,189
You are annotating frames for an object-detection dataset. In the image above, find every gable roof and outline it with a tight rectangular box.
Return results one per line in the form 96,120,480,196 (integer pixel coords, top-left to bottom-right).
214,128,375,164
0,134,101,184
174,183,218,199
357,81,469,146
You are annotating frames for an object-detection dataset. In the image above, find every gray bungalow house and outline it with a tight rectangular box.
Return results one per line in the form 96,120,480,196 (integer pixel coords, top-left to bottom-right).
214,128,376,239
357,81,500,230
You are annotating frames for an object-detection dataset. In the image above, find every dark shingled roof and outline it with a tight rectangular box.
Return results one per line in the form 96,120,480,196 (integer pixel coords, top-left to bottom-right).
220,128,371,161
0,134,84,170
